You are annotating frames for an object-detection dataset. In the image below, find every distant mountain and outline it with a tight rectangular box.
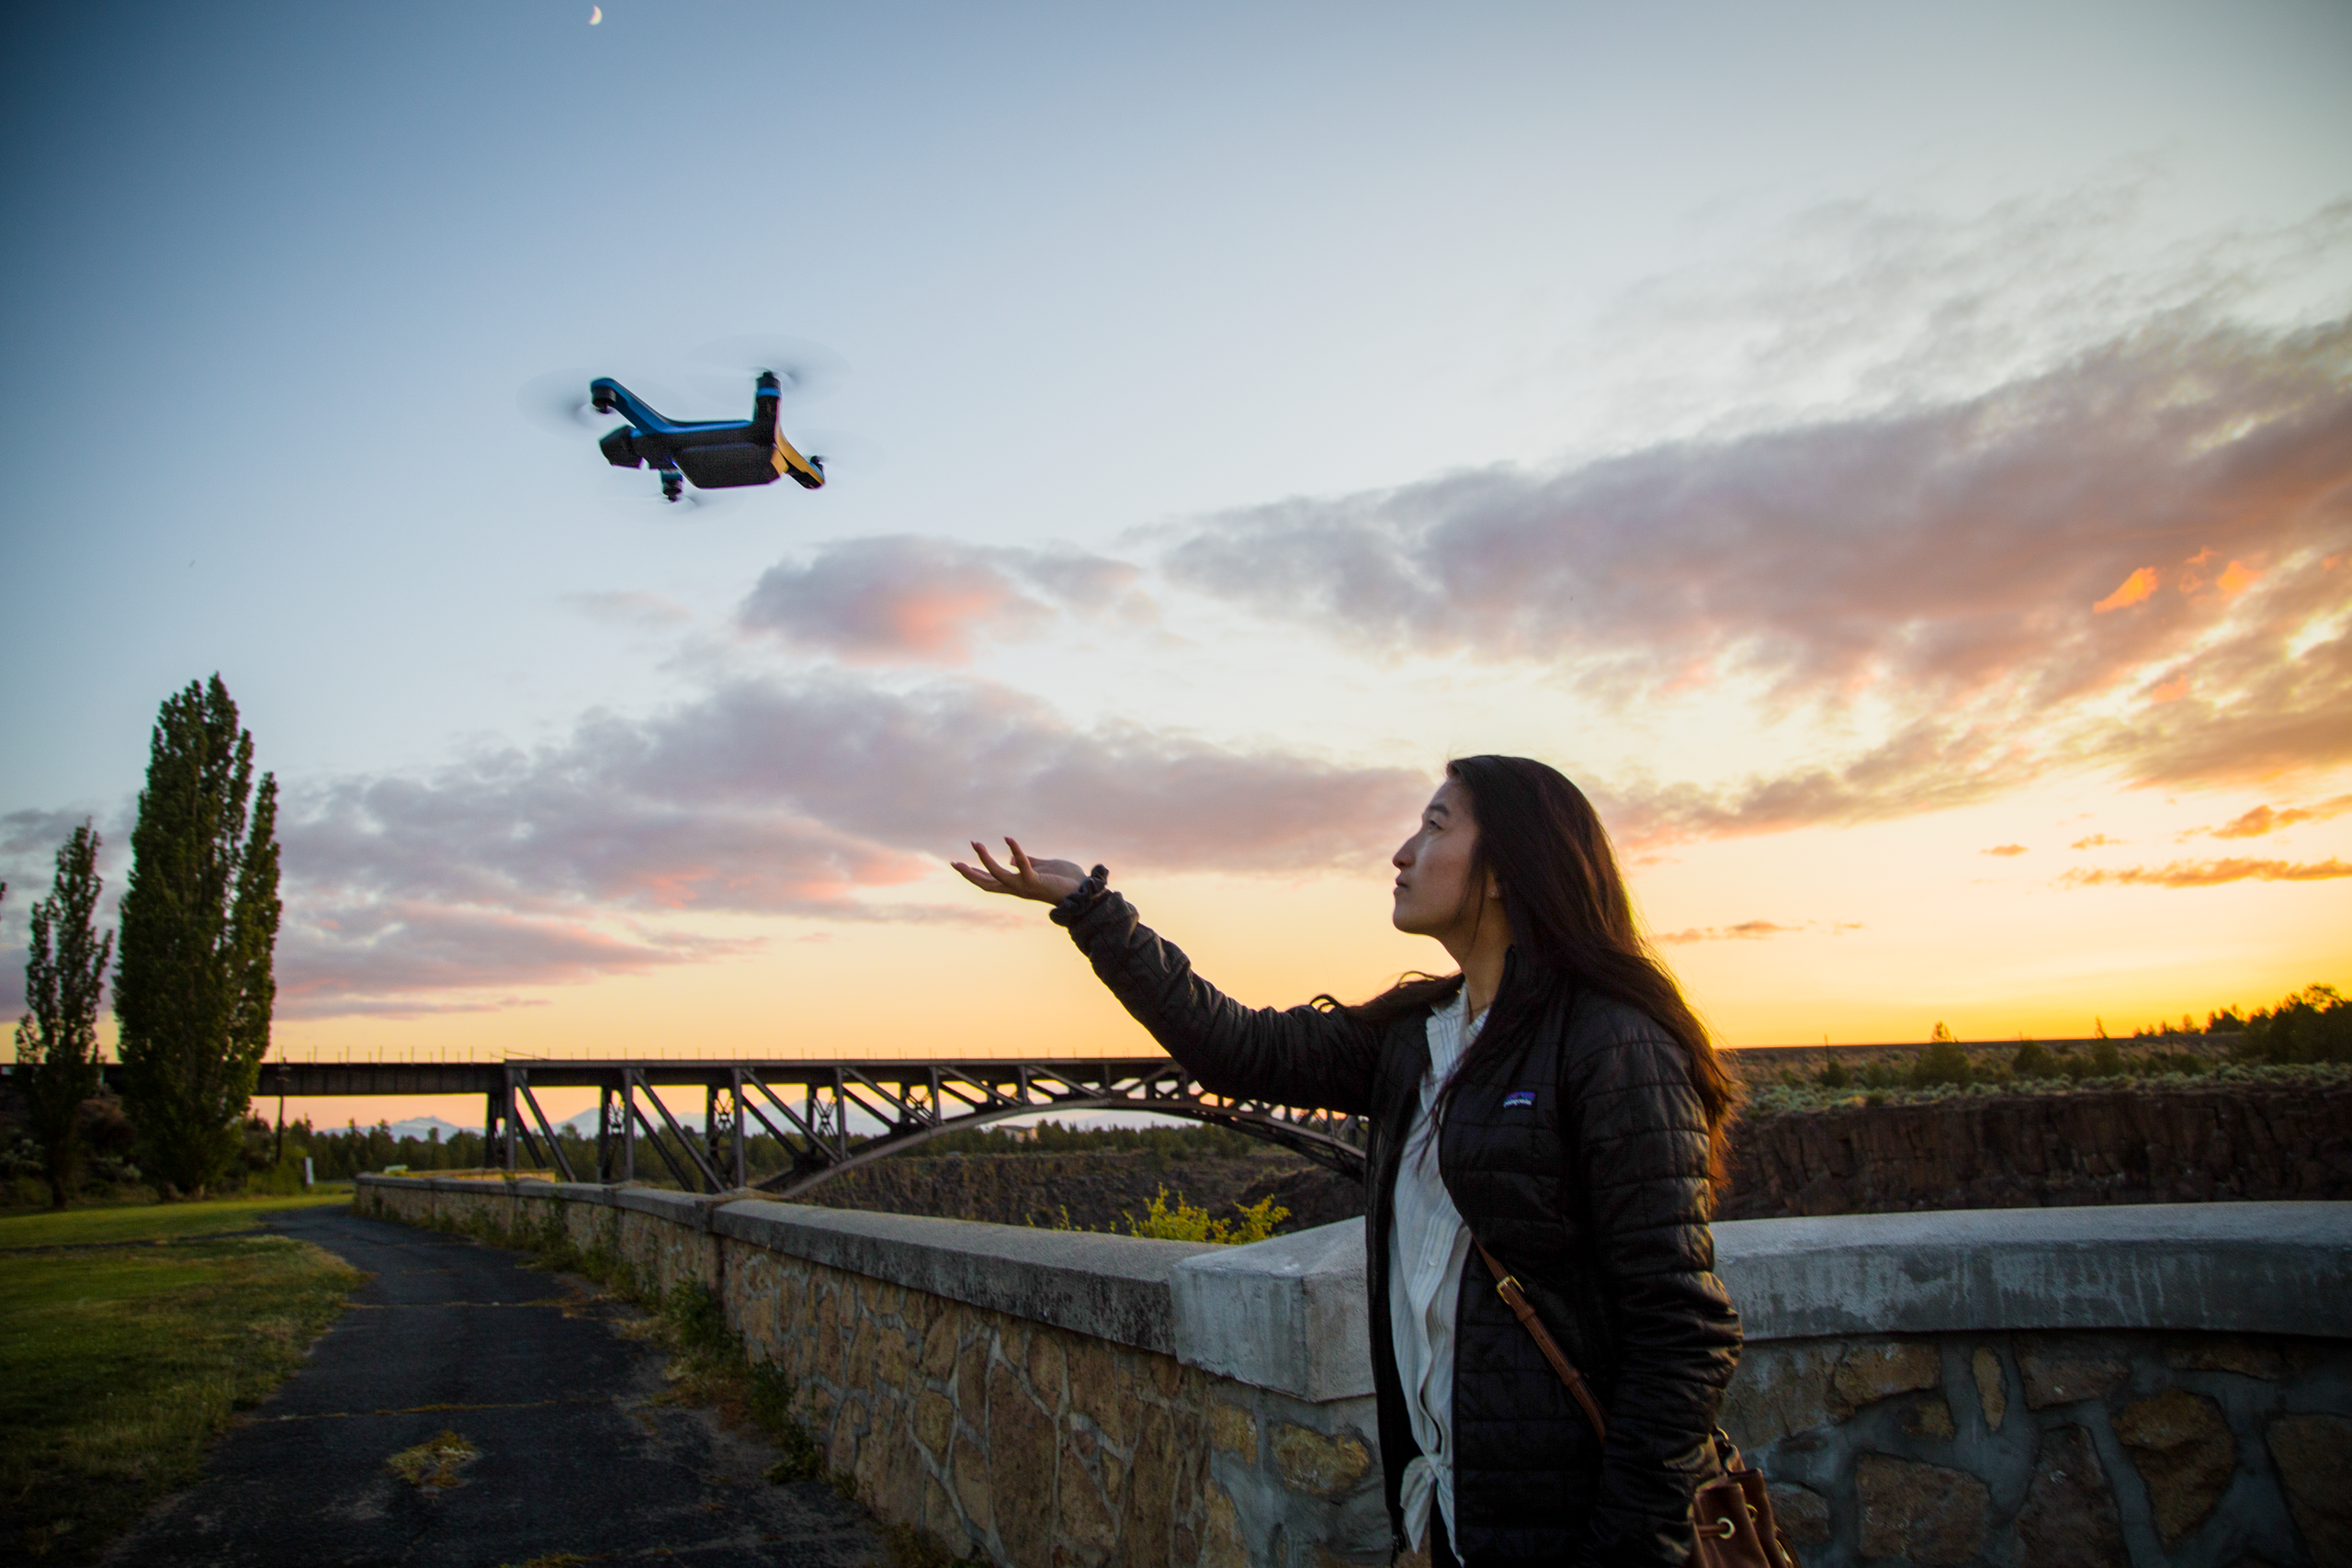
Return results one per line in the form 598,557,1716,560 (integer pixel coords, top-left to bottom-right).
384,1115,467,1141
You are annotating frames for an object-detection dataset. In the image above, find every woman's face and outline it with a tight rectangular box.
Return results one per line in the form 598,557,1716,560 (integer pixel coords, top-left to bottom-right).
1391,779,1494,939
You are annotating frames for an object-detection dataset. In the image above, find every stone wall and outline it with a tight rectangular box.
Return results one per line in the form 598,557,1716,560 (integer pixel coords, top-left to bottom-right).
1726,1330,2352,1567
356,1179,1388,1568
356,1179,2352,1568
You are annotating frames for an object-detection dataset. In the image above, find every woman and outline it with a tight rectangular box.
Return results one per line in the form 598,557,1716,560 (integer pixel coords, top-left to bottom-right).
953,755,1743,1568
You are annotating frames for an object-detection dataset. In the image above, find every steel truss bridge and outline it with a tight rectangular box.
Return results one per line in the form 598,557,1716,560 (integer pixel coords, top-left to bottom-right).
242,1058,1368,1199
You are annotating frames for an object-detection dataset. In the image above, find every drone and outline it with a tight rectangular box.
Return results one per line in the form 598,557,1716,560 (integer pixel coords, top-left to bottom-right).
590,371,826,502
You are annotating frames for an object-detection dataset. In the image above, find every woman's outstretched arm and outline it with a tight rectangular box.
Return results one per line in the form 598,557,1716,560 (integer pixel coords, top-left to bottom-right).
954,840,1385,1118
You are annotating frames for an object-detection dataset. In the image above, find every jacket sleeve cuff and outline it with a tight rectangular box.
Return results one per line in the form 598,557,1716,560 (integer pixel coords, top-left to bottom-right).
1048,864,1113,927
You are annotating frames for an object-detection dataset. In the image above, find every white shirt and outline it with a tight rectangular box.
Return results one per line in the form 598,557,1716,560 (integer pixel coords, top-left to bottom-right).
1388,988,1483,1554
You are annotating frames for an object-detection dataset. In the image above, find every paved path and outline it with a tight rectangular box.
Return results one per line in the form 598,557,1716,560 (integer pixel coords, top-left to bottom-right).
107,1205,880,1568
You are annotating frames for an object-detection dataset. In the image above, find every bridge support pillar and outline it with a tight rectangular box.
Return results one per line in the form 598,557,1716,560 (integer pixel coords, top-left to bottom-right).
502,1071,518,1172
730,1070,746,1188
621,1072,636,1182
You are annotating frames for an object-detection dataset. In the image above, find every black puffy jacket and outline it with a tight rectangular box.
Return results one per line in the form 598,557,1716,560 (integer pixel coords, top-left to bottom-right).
1054,875,1742,1568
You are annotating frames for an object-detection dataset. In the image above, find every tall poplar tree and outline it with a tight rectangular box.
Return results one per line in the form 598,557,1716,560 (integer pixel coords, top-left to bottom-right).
114,676,283,1197
15,823,115,1209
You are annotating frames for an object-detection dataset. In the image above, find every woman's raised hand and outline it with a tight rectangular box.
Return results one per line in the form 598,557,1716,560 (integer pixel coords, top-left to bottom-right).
951,838,1088,904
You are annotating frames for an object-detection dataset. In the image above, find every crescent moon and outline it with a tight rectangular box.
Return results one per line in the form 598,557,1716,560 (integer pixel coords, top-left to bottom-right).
589,6,602,21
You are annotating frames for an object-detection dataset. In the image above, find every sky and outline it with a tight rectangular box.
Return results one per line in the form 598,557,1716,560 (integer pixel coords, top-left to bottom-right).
3,0,2348,1134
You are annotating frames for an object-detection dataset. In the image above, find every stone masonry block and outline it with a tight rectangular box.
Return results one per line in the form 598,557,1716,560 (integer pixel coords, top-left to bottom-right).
1855,1453,1988,1565
1207,1401,1260,1465
1071,1339,1140,1450
1767,1483,1831,1548
1121,1407,1179,1568
847,1318,878,1391
1901,1395,1957,1438
2015,1426,2127,1568
1832,1340,1942,1417
1272,1424,1373,1497
1972,1346,2007,1434
2166,1337,2286,1381
1061,1447,1122,1562
953,1432,996,1543
2018,1339,2130,1409
1203,1483,1246,1568
989,1359,1059,1566
955,1336,989,1417
1031,1329,1070,1414
1718,1341,1839,1448
916,1391,956,1457
921,1307,960,1380
2267,1413,2352,1568
2116,1388,2234,1545
876,1320,913,1392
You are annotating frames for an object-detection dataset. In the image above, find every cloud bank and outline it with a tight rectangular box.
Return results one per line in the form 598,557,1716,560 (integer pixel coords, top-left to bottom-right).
276,673,1422,1013
1161,317,2352,839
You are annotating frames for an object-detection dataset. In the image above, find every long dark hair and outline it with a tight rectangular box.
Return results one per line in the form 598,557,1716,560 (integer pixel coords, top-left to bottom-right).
1334,756,1742,1189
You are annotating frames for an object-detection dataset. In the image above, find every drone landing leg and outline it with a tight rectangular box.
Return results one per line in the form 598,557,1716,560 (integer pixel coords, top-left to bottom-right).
661,469,683,502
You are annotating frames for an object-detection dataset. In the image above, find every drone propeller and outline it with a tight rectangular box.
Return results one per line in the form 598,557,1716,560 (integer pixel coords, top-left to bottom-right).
517,368,707,434
783,425,884,478
515,368,614,434
684,334,847,408
586,469,738,515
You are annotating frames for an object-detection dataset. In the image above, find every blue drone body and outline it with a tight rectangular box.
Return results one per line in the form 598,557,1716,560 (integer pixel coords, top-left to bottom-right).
591,371,826,502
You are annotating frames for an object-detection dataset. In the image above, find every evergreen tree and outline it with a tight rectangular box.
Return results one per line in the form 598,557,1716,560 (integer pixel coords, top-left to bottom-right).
114,676,283,1198
15,823,116,1209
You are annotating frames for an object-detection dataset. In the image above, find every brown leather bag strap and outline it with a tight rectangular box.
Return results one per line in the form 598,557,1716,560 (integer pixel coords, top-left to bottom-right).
1474,1239,1609,1443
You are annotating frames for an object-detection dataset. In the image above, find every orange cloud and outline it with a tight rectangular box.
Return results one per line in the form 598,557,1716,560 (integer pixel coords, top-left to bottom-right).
2060,857,2352,888
2148,674,2189,703
1981,843,2029,857
2069,834,2123,850
2093,567,2160,614
2216,560,2260,595
2205,794,2352,840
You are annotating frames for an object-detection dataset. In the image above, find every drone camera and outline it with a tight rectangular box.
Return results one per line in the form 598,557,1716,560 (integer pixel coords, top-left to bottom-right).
598,426,642,469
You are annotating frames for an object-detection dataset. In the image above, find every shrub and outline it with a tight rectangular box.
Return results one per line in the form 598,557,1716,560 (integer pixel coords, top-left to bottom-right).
1911,1041,1973,1089
2012,1041,2055,1078
1121,1186,1288,1246
2238,984,2351,1065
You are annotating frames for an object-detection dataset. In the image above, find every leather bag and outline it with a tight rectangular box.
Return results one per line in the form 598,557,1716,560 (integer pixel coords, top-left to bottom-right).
1473,1241,1802,1568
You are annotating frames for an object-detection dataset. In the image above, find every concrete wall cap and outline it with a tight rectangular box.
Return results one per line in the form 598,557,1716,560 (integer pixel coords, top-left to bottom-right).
617,1187,718,1229
712,1200,1216,1355
1713,1200,2352,1339
1170,1219,1372,1402
358,1179,2349,1393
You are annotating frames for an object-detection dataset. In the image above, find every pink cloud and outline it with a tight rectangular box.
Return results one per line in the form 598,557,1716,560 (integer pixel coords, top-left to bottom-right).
739,536,1138,664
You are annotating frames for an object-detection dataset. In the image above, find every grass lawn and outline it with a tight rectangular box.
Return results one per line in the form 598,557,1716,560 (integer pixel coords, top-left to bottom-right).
0,1194,363,1562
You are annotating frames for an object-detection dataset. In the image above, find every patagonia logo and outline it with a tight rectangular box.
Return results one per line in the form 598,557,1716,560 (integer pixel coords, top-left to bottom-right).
1502,1090,1537,1109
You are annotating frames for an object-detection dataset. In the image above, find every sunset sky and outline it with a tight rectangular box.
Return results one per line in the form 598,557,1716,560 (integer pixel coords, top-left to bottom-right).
3,1,2348,1133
